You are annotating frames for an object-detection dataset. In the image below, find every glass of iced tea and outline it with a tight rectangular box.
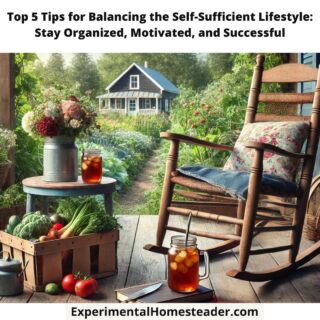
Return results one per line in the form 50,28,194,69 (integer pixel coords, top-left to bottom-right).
168,235,209,293
81,149,102,184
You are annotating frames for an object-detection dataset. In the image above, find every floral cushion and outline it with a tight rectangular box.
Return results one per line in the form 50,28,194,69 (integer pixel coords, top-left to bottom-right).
223,122,309,181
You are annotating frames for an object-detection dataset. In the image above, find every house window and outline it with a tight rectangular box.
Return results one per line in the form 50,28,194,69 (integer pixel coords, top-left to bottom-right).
145,98,151,109
130,75,139,89
115,99,122,109
129,99,136,111
165,99,169,112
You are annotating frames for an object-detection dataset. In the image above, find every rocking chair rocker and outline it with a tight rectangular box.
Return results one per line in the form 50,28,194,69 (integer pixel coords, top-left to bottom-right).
144,54,320,282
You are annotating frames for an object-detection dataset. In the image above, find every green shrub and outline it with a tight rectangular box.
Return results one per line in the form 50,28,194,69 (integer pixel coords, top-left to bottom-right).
133,114,171,143
0,183,26,208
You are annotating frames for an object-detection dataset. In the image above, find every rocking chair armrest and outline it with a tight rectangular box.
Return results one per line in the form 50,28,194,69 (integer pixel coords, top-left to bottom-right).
160,132,234,152
245,141,310,159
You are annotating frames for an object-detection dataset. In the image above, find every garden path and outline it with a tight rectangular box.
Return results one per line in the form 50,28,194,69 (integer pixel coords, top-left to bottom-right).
116,152,159,214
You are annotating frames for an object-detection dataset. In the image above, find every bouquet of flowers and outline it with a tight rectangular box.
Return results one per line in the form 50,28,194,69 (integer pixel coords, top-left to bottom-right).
22,90,97,139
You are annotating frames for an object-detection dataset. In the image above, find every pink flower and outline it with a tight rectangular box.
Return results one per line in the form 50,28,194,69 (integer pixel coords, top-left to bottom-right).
61,100,83,119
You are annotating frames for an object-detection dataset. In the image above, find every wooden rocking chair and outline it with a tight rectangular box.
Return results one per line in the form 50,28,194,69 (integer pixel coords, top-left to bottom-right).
144,54,320,281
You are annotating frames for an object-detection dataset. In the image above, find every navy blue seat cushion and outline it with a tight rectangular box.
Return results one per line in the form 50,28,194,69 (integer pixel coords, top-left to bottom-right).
177,165,298,200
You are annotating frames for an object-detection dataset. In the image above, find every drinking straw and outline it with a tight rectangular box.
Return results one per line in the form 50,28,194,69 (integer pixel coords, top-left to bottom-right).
185,212,192,247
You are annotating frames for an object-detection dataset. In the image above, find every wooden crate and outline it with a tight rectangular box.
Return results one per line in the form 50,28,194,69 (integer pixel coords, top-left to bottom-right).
0,230,119,291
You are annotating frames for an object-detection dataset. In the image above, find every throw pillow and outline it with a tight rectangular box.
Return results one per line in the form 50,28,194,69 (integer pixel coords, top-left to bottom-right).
223,121,309,181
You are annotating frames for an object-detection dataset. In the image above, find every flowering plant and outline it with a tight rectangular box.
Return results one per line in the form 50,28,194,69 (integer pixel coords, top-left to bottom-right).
0,127,16,165
22,89,97,139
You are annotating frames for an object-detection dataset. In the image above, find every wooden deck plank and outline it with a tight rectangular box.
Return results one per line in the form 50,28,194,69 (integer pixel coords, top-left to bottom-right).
68,215,139,303
0,287,33,303
174,216,259,303
255,230,320,302
1,215,320,303
233,241,303,303
126,215,166,287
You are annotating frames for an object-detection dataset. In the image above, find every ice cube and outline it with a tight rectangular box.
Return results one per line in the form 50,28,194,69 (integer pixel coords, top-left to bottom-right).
85,160,92,166
175,250,187,263
92,157,101,163
187,249,197,256
184,257,195,268
178,263,188,274
82,163,88,170
170,262,178,271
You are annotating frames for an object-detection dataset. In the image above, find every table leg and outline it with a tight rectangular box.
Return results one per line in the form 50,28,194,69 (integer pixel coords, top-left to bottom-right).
104,193,113,216
26,194,35,213
43,197,49,215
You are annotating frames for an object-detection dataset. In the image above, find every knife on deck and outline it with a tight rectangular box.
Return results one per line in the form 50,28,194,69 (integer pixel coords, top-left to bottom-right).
123,282,163,302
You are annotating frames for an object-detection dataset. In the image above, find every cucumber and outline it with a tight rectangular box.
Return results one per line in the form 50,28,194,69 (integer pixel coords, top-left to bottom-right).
45,283,60,295
8,215,21,229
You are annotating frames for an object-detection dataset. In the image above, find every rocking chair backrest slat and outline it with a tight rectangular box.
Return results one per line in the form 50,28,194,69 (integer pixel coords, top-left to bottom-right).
258,93,314,104
261,63,318,83
255,113,310,122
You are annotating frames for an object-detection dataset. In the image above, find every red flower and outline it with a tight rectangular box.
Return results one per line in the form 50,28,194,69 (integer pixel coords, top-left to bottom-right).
191,124,197,129
36,117,59,137
193,110,199,116
199,118,206,125
68,95,80,102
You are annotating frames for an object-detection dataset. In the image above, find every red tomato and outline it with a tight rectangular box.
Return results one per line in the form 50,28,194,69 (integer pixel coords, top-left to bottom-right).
75,278,98,298
62,274,80,293
51,223,64,231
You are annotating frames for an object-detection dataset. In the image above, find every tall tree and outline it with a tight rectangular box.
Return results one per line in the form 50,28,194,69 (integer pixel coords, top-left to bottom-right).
206,54,234,82
68,53,101,96
35,53,67,87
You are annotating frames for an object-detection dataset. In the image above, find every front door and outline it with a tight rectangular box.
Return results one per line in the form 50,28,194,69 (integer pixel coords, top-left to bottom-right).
128,99,137,115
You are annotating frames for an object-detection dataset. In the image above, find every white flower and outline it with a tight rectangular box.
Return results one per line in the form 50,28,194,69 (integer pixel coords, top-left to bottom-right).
21,111,35,134
69,119,81,129
44,101,61,118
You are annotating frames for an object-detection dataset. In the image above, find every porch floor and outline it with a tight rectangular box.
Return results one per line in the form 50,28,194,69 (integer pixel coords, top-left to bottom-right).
1,215,320,303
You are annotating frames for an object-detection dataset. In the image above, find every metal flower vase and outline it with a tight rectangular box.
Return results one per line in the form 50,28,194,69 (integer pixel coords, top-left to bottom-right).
43,136,78,182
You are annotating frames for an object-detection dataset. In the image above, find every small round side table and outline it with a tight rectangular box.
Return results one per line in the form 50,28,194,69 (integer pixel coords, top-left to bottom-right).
22,176,116,215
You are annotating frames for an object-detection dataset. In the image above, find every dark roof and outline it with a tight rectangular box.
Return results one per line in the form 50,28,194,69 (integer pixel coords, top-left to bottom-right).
137,64,180,94
105,63,180,94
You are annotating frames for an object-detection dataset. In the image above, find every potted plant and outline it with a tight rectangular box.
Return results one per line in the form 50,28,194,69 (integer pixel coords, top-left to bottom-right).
21,88,98,182
0,127,16,190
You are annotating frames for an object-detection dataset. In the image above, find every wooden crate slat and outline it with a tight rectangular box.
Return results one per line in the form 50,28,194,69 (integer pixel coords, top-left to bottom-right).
33,230,119,255
1,244,12,258
98,243,116,273
24,252,37,288
41,252,63,284
72,246,91,275
0,231,35,255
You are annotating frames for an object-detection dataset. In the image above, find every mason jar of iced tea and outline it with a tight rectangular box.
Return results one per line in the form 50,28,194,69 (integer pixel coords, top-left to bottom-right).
81,149,102,184
168,235,209,293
